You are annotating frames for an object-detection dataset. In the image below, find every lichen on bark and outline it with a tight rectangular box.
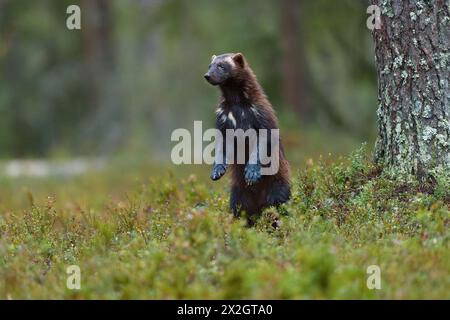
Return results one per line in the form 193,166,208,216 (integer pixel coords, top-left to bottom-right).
371,0,450,178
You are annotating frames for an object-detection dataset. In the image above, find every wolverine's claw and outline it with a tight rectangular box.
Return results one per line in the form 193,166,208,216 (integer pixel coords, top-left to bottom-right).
211,164,227,181
245,164,261,185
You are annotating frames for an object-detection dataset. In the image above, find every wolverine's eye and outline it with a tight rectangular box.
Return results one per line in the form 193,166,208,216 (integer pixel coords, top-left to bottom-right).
217,64,225,71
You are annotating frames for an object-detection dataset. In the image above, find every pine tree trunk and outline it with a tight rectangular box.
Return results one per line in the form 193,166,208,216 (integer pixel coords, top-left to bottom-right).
371,0,449,178
279,0,310,119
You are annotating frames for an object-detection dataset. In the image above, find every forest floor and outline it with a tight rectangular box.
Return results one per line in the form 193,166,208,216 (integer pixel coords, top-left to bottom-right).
0,146,449,299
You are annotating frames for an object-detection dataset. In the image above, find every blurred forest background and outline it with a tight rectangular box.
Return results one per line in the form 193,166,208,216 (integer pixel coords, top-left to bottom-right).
0,0,376,164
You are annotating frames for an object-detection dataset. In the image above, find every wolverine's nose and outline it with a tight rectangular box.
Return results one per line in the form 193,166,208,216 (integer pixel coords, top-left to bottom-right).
204,73,211,81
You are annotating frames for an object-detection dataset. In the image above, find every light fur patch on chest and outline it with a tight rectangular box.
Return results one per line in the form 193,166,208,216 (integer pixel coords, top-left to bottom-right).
228,111,237,127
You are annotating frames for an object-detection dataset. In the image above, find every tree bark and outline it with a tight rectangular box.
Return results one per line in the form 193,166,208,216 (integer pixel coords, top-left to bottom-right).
371,0,449,178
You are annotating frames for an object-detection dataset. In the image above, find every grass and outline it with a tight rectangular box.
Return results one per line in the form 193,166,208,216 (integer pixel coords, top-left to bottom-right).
0,146,449,299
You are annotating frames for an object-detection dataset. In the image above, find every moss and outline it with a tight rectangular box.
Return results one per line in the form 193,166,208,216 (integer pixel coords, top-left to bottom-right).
401,70,409,83
422,104,432,118
380,0,395,18
441,16,450,26
438,53,449,68
422,126,437,142
393,55,404,69
435,134,448,147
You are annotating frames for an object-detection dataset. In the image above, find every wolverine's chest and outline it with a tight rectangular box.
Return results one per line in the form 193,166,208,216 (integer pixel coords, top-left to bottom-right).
216,105,258,131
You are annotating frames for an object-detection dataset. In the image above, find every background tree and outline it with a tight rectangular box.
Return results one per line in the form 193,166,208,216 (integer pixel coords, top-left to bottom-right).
371,0,449,178
279,0,310,119
80,0,123,153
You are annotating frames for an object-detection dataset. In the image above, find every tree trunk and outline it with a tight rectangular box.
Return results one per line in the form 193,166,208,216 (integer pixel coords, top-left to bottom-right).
81,0,115,109
80,0,121,153
279,0,310,119
371,0,449,178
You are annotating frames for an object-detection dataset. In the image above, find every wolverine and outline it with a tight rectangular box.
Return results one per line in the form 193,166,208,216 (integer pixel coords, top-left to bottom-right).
204,52,291,220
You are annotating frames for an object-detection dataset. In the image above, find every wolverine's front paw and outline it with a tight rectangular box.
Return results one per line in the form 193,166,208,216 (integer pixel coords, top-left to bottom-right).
211,163,227,181
245,163,261,185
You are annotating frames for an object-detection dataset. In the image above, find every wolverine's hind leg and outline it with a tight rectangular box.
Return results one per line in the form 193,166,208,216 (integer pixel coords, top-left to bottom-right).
230,187,257,219
230,187,242,218
267,181,291,207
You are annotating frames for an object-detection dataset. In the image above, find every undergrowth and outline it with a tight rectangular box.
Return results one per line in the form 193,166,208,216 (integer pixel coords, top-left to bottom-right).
0,146,448,299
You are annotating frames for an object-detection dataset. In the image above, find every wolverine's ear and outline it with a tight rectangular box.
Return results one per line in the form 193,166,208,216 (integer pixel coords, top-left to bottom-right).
211,55,217,62
233,53,245,67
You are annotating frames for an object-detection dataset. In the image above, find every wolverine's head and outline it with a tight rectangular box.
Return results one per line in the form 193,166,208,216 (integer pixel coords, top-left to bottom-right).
204,53,245,86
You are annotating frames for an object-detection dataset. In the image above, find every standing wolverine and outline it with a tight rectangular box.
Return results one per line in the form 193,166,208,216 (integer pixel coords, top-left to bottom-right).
204,53,291,220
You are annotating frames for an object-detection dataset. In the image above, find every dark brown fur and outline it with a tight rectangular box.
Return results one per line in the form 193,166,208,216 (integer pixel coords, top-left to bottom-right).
205,53,291,220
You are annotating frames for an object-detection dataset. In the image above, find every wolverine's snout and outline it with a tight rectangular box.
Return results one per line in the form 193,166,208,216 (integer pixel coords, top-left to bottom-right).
204,73,218,85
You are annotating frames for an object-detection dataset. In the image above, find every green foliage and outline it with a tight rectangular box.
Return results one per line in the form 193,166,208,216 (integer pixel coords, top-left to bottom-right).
0,148,448,299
